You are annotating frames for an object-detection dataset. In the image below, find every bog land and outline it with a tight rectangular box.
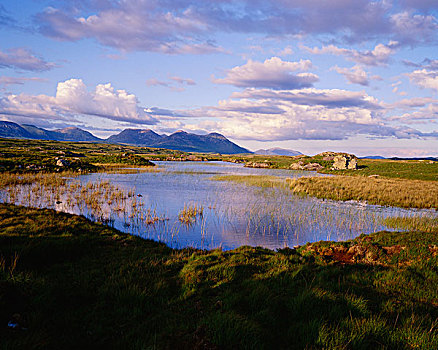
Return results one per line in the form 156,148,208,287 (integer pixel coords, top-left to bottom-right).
0,137,437,349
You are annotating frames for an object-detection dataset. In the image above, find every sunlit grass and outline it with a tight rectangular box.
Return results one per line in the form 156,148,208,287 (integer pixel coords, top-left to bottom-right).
211,174,288,188
288,176,438,209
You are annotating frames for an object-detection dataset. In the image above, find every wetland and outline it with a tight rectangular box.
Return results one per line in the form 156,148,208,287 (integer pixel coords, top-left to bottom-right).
1,161,436,250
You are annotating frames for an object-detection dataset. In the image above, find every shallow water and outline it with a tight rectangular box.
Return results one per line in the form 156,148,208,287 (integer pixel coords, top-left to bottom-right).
2,161,436,250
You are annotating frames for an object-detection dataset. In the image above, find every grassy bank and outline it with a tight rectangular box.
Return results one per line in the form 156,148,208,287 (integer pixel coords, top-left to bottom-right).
1,204,437,349
288,176,438,209
211,174,438,209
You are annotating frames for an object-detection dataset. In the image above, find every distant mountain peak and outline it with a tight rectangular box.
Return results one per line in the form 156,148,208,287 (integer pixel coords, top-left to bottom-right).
255,148,303,157
208,132,227,139
0,121,251,154
0,121,100,142
108,128,250,154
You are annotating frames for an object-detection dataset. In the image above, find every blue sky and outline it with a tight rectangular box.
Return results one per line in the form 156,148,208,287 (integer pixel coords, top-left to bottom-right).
0,0,437,156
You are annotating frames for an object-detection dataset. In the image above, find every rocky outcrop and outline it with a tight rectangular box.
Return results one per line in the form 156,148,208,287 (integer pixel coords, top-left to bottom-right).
290,161,324,171
56,159,70,167
331,154,358,170
244,161,271,168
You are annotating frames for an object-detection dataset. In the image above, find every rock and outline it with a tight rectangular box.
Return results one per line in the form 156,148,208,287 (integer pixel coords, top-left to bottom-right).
244,162,270,168
290,161,304,170
56,159,69,167
331,154,358,170
290,161,323,171
348,157,357,170
303,162,324,171
316,151,338,161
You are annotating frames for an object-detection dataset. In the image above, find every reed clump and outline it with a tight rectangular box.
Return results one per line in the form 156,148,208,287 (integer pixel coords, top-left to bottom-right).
382,215,438,233
288,176,438,209
178,203,204,224
211,175,288,188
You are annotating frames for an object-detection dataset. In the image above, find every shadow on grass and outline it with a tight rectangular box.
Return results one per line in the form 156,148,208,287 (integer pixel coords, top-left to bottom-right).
1,204,437,349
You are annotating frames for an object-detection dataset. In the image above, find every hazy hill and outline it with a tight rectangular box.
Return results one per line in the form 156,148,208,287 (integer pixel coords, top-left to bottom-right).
255,147,302,156
0,121,34,139
53,127,101,141
150,131,250,154
0,121,101,142
107,129,163,145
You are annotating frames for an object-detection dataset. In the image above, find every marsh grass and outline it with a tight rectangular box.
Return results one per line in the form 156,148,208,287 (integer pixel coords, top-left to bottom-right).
92,163,161,174
178,203,204,224
0,172,169,233
1,204,437,349
211,174,288,188
382,215,438,233
288,176,438,209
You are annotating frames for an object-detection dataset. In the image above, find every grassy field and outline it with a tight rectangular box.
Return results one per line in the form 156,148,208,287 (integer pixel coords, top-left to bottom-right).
1,203,437,349
324,158,438,181
288,176,438,209
1,137,437,182
0,138,198,173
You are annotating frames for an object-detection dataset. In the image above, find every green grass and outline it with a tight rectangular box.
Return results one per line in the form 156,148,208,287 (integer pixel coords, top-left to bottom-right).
2,138,437,182
1,203,437,349
323,158,438,181
289,176,438,209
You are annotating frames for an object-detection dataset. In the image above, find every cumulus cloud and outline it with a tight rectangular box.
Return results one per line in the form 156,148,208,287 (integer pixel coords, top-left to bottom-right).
35,1,437,53
390,103,438,124
214,57,318,89
390,11,438,44
171,86,434,141
331,66,376,86
305,42,399,66
407,69,438,91
231,88,382,110
37,5,221,54
0,47,56,72
0,78,156,125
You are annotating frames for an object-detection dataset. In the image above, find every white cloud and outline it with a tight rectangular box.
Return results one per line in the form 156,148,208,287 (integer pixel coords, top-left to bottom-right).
214,57,318,89
406,69,438,91
38,5,222,54
305,42,399,66
390,11,438,44
231,88,382,109
0,47,56,71
331,66,371,86
35,1,438,53
170,76,196,86
0,78,156,125
173,87,431,141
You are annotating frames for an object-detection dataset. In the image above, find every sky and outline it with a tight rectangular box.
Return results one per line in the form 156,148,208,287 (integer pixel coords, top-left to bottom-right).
0,0,437,157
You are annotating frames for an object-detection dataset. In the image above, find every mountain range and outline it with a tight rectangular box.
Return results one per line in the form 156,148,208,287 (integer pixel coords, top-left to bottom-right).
0,121,250,154
255,147,302,157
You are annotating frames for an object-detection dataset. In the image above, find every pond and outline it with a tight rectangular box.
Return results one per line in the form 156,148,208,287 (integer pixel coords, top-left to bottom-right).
1,161,436,250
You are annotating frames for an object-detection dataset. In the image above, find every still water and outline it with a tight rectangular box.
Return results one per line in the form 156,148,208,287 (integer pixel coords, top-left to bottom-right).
46,161,434,250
